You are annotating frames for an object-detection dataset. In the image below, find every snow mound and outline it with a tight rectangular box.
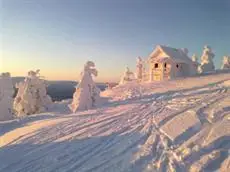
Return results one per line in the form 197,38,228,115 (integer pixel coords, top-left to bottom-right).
160,111,201,143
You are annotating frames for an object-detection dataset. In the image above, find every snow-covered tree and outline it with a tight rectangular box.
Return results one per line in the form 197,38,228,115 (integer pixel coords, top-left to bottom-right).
0,72,14,121
191,54,198,63
136,57,144,81
221,56,230,70
198,45,215,73
119,67,135,85
13,70,52,116
69,61,101,112
191,54,199,73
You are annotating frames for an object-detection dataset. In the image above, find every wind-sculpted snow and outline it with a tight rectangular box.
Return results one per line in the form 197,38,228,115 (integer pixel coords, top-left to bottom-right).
0,73,230,172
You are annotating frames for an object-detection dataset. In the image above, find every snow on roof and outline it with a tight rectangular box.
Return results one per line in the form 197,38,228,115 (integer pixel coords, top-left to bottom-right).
154,57,173,63
149,45,194,64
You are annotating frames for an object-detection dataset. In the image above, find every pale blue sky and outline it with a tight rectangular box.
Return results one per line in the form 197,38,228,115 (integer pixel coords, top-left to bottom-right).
1,0,230,82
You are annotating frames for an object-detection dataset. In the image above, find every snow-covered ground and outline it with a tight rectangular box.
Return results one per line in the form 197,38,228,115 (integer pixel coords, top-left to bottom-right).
0,73,230,172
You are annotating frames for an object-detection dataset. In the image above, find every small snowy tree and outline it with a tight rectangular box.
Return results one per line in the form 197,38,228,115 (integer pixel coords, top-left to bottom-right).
0,73,14,121
191,54,199,73
136,57,144,81
119,67,135,85
198,45,215,73
69,61,101,112
221,56,230,70
192,54,198,63
13,70,52,116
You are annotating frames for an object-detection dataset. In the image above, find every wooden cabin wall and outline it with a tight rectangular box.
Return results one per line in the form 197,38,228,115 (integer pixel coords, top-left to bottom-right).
149,62,163,81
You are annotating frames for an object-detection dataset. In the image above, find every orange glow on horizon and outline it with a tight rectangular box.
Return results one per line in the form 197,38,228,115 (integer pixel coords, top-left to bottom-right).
1,51,121,83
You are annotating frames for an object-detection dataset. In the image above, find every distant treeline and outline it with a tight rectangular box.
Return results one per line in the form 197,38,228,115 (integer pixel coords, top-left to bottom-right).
47,81,107,101
12,77,110,101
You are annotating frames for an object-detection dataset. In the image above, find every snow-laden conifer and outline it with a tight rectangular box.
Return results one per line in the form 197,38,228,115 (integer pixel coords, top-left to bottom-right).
69,61,101,112
221,56,230,70
198,46,215,73
13,70,52,116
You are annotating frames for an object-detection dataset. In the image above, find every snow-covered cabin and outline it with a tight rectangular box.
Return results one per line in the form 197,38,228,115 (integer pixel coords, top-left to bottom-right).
148,45,197,81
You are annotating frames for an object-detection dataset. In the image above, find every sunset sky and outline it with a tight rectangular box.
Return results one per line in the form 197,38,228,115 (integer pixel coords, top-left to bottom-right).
1,0,230,82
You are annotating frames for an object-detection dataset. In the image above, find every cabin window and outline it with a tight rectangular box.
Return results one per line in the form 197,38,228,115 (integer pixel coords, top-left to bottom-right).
176,64,179,68
154,63,158,68
164,63,167,71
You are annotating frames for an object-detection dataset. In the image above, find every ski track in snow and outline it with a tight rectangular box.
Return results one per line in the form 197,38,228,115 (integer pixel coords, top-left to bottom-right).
0,74,230,172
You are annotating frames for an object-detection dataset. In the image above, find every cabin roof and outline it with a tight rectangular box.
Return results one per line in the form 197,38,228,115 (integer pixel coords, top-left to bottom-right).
149,45,194,64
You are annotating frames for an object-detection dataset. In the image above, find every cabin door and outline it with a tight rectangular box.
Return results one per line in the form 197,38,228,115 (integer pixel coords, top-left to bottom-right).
152,68,162,81
163,63,171,79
